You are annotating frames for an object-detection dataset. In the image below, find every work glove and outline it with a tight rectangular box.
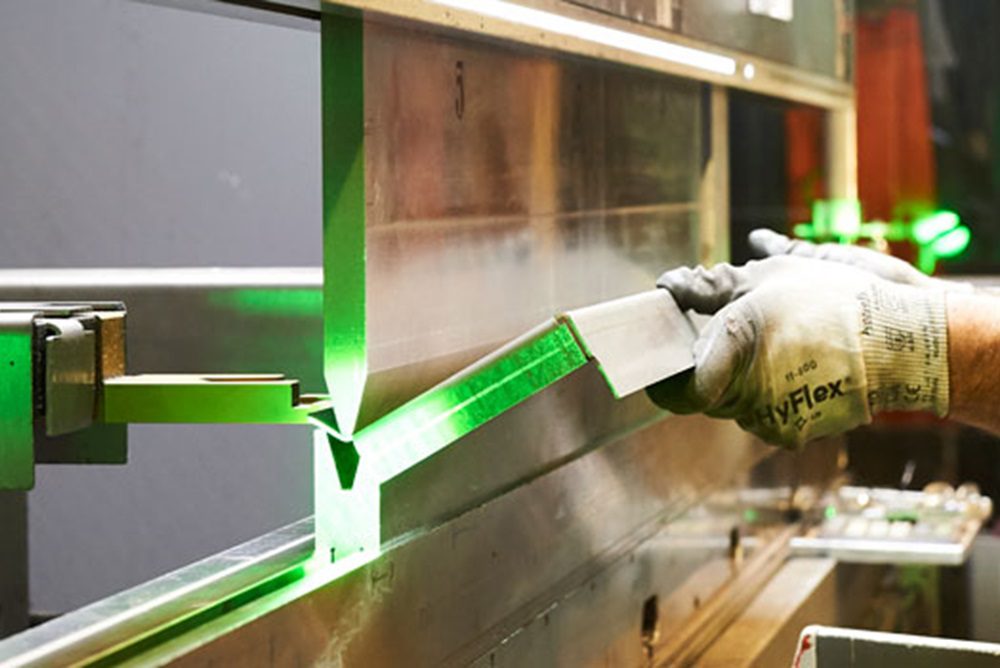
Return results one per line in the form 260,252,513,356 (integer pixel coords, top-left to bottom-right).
747,228,973,292
647,256,950,449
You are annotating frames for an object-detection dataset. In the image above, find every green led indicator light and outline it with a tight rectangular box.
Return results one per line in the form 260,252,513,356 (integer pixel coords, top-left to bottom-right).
824,505,837,520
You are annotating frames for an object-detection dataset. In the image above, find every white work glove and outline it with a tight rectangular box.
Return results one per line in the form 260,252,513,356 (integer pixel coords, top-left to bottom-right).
748,228,973,292
648,256,950,449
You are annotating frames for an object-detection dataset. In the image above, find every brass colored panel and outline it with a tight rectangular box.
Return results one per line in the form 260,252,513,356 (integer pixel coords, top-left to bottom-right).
97,312,126,380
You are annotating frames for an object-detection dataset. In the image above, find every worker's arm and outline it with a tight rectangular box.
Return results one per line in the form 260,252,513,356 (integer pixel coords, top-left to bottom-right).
948,292,1000,434
648,256,952,448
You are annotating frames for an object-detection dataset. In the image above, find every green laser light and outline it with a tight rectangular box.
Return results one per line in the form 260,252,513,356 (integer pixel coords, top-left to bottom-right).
912,210,960,245
795,201,971,276
931,225,971,258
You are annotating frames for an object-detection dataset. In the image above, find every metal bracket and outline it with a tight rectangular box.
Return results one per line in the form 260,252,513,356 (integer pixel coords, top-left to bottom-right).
102,374,329,425
0,302,335,490
0,303,127,489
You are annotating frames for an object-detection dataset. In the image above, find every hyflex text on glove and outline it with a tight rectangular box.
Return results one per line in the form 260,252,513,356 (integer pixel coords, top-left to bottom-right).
647,256,949,449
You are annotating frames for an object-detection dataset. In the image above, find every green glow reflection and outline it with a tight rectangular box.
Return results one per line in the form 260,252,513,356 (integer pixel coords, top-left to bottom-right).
210,289,321,318
314,429,381,560
913,210,959,245
930,225,970,258
0,328,34,489
355,324,587,483
322,12,368,438
313,323,588,562
811,198,862,240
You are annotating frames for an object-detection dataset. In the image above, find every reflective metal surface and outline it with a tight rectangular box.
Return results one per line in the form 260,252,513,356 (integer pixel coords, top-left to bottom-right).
0,419,843,666
315,18,709,566
0,267,848,665
0,518,314,667
0,268,325,385
566,0,848,82
358,19,702,426
796,625,1000,667
560,289,697,398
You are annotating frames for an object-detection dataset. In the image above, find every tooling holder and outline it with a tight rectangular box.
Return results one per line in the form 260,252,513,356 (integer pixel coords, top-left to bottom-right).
0,301,330,491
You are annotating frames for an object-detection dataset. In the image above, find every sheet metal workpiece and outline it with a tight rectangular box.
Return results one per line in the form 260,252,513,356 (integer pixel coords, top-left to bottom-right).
311,320,589,559
309,9,711,564
795,625,1000,667
559,289,697,399
310,289,699,562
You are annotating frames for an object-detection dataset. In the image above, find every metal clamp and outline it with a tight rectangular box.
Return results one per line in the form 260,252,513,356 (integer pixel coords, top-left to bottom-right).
0,302,329,491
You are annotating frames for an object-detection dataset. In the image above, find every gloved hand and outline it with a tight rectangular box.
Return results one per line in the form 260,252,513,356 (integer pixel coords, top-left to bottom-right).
647,256,950,448
748,228,973,292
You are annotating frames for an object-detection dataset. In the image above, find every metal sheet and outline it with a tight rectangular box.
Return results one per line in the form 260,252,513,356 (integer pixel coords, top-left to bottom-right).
561,289,697,398
0,519,313,666
796,625,1000,668
0,417,845,666
358,18,702,426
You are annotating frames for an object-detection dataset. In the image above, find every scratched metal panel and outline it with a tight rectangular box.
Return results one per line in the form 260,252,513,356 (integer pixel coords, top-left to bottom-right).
354,21,705,538
161,424,843,668
362,21,702,408
0,424,844,666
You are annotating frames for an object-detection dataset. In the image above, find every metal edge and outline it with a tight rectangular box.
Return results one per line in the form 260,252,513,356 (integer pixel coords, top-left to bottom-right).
0,519,314,667
331,0,855,110
139,0,853,109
